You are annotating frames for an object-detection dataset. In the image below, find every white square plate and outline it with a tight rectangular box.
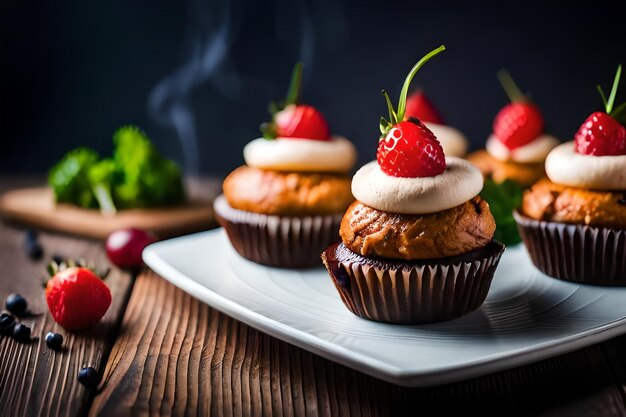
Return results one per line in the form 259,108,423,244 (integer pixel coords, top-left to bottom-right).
143,229,626,387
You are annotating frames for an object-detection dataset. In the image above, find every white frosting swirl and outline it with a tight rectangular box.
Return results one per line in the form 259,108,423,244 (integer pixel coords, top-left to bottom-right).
486,133,559,163
351,157,484,214
424,122,468,157
243,136,357,173
545,141,626,190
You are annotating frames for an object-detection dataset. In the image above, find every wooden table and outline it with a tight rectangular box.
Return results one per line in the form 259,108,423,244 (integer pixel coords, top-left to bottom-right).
2,177,626,417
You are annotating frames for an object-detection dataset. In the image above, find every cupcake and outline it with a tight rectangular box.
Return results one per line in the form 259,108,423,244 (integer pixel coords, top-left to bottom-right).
215,63,358,268
321,46,505,324
468,71,560,246
468,70,559,187
515,65,626,285
404,90,469,157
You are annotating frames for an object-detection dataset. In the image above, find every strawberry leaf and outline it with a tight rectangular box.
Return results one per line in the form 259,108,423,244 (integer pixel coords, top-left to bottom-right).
610,102,626,124
379,117,391,136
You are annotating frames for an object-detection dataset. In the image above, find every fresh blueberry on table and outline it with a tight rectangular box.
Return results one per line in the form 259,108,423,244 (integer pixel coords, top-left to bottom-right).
52,254,64,265
78,367,99,388
45,332,63,351
0,312,15,334
25,229,38,242
24,231,43,260
12,323,31,343
6,293,27,317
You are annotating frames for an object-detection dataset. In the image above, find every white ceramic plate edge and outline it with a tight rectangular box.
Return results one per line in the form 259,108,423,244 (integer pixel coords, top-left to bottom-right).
143,233,626,387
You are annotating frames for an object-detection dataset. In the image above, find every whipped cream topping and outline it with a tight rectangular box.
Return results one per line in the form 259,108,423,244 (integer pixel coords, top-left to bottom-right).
486,134,559,163
351,157,484,214
424,122,468,157
545,141,626,190
243,136,357,173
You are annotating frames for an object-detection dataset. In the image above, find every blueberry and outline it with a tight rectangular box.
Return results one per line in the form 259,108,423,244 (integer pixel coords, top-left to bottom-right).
78,367,99,388
12,323,31,343
25,229,38,242
45,332,63,351
52,254,64,264
0,312,15,334
25,240,43,260
6,294,27,317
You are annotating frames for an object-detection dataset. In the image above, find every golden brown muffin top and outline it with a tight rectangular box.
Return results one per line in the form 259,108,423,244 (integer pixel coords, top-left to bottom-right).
521,178,626,229
467,150,546,187
223,165,354,216
340,197,496,260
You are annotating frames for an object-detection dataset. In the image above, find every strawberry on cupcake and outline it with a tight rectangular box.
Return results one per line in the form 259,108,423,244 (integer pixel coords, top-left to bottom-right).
321,46,505,324
516,65,626,285
214,63,358,268
404,90,468,157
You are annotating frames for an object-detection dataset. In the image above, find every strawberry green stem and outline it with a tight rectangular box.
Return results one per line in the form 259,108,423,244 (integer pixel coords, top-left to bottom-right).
604,64,622,115
396,45,446,121
497,70,526,103
285,62,303,105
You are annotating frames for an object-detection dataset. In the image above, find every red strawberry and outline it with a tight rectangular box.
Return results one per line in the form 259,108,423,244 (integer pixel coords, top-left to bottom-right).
260,63,331,141
493,102,544,149
574,111,626,155
46,267,112,332
404,90,444,124
377,119,446,177
574,65,626,156
492,70,544,149
274,104,330,140
376,45,447,178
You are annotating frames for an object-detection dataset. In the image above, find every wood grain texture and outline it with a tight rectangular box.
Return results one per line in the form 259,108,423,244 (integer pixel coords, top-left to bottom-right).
90,270,626,417
0,221,133,417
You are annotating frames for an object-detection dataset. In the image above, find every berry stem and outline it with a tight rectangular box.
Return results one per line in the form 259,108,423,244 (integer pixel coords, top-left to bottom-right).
285,62,303,106
605,64,622,115
497,70,526,103
396,45,446,121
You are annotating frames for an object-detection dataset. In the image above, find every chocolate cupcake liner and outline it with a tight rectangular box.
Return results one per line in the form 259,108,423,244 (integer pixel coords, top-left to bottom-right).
214,195,343,268
321,241,505,324
514,211,626,285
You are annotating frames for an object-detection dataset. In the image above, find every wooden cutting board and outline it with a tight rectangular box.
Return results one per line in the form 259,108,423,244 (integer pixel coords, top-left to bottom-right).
0,180,220,239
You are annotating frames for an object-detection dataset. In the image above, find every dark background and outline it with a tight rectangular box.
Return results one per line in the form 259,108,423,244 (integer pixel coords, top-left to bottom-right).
2,0,626,176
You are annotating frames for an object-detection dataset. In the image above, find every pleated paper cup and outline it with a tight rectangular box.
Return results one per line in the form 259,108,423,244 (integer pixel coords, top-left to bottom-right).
514,211,626,285
214,195,343,268
321,241,505,324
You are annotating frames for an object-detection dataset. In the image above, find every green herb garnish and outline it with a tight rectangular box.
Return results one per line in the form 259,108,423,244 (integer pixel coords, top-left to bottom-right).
480,178,524,246
48,125,185,213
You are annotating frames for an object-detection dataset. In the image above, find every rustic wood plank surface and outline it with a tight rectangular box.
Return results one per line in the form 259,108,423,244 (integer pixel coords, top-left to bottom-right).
0,212,134,416
2,177,626,416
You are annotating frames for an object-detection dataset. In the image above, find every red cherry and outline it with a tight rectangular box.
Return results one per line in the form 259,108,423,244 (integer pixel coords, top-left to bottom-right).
377,119,446,178
574,111,626,156
105,228,156,270
274,104,331,141
493,102,544,149
404,90,444,124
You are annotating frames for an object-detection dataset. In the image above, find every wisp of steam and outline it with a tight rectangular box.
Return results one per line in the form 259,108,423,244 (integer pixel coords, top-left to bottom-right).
148,0,315,175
